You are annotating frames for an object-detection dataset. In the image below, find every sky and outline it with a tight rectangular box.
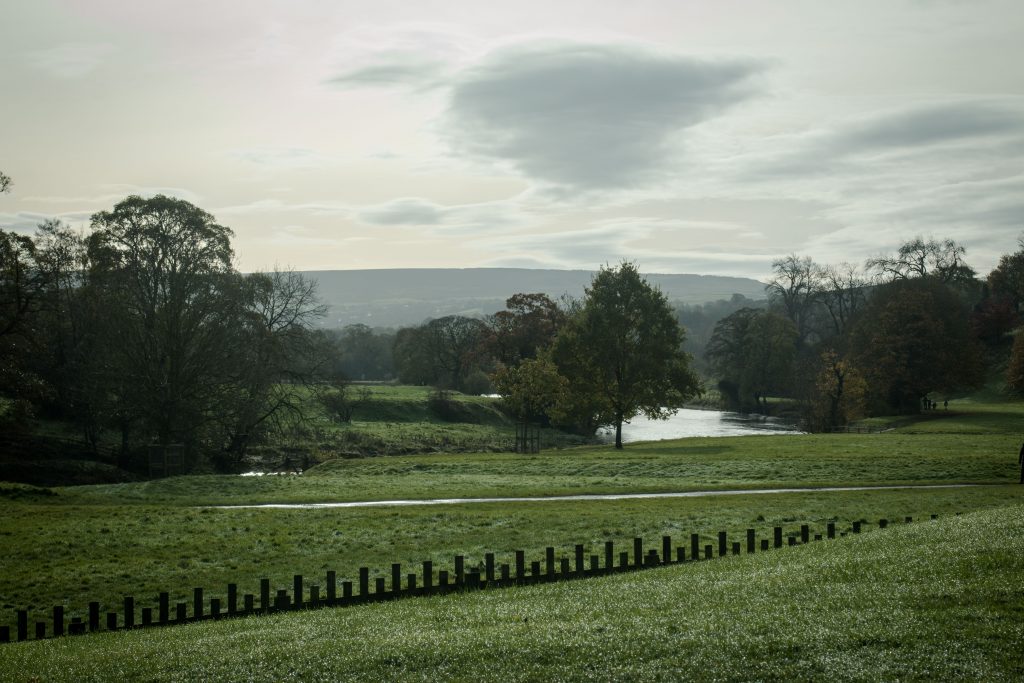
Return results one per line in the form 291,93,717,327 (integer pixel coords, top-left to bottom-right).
1,0,1022,281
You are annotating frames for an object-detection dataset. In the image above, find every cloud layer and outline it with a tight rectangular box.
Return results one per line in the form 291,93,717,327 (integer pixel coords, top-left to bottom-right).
443,42,764,192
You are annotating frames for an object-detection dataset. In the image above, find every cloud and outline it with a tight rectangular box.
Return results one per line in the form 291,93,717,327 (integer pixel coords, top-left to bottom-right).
26,42,115,78
323,23,477,89
327,59,447,88
443,42,764,192
358,197,444,225
356,196,527,233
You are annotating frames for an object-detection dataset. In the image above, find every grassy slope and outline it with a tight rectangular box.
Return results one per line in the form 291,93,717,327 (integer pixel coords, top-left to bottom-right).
2,399,1022,627
2,506,1022,682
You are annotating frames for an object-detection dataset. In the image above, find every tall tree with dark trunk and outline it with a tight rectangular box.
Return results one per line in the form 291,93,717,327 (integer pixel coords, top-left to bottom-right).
87,195,240,456
550,262,701,449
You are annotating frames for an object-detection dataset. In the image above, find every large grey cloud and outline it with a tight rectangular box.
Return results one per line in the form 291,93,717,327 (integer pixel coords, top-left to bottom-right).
443,42,764,192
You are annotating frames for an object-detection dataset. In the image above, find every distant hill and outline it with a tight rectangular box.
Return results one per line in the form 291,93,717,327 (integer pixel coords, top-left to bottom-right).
304,268,767,328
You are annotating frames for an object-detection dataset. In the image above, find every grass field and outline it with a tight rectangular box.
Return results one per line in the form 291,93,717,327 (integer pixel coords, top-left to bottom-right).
1,396,1022,679
2,505,1021,681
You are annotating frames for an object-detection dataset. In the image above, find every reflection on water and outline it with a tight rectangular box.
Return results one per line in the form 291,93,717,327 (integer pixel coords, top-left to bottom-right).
596,408,803,443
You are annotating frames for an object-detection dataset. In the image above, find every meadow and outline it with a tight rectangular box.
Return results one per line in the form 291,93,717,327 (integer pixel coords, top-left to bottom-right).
1,505,1021,681
0,396,1022,680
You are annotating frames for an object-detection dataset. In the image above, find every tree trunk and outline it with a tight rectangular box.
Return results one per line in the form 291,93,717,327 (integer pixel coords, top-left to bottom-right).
614,414,623,450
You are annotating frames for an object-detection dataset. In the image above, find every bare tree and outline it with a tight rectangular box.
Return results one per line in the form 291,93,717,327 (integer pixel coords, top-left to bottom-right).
866,236,975,285
765,254,823,346
818,262,868,336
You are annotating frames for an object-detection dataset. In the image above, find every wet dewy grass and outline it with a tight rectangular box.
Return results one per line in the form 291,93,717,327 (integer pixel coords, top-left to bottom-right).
50,430,1020,507
1,485,1021,633
2,505,1022,682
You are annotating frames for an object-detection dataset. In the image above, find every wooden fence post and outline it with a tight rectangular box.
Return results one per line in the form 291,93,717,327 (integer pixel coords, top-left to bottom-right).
560,558,570,577
486,553,496,584
261,579,271,613
310,586,320,608
228,583,238,614
704,545,712,560
343,581,353,603
53,605,64,637
124,596,135,629
760,539,769,551
546,547,556,578
293,575,304,609
691,533,700,561
879,519,888,529
827,522,836,539
423,561,434,592
17,610,27,641
605,541,614,573
244,595,254,613
718,531,727,558
392,564,402,594
107,612,118,631
633,538,643,569
359,568,370,598
175,603,186,623
619,552,629,569
575,545,585,575
35,623,45,640
515,551,526,582
773,526,783,548
662,536,672,565
89,601,100,631
731,542,740,556
375,578,386,596
158,593,169,624
327,571,337,604
800,524,809,544
747,529,756,554
853,521,861,534
455,556,465,586
209,600,220,619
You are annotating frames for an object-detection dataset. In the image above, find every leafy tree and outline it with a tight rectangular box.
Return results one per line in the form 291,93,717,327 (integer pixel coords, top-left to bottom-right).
866,236,975,285
988,246,1024,312
485,293,566,367
706,308,798,410
333,323,394,380
1006,332,1024,394
0,171,11,193
804,349,867,431
492,356,567,423
393,315,488,391
849,277,983,413
549,262,701,449
86,195,242,456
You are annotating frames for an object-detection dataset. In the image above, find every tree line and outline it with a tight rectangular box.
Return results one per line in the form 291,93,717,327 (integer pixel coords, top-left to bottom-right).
705,236,1024,430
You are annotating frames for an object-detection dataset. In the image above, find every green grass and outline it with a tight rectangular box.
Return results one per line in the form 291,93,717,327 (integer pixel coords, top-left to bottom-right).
47,430,1019,507
2,485,1021,635
3,505,1021,681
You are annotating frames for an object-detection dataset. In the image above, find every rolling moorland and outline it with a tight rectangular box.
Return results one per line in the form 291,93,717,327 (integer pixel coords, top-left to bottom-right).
0,394,1022,680
303,268,768,328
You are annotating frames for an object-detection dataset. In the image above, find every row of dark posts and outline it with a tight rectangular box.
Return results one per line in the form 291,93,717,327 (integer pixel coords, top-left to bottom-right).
1,514,936,644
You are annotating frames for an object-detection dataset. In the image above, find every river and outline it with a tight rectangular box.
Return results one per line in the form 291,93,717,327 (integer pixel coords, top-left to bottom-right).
596,408,803,443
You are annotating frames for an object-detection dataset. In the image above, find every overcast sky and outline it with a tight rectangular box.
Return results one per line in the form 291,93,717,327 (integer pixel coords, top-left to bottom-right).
2,0,1022,280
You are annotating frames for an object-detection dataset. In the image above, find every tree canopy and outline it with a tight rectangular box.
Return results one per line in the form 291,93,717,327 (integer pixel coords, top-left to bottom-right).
550,262,701,449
